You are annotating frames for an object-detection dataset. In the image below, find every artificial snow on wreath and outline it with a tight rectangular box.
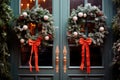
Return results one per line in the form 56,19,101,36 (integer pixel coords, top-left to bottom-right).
14,6,54,72
67,3,108,46
67,3,108,73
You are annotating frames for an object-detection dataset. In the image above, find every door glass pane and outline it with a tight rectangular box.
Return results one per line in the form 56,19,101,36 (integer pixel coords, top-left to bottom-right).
38,0,52,13
69,0,102,66
20,0,53,66
88,0,102,10
70,0,84,12
21,45,53,66
69,45,102,66
21,0,35,12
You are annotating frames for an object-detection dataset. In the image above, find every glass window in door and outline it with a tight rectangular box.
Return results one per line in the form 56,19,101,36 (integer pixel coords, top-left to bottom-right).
20,0,53,67
69,0,103,66
38,0,52,13
21,0,35,12
88,0,102,10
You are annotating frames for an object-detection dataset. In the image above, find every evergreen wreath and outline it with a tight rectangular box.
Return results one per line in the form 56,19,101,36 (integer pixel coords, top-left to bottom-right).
67,3,108,46
113,39,120,64
112,8,120,38
112,8,120,62
112,6,120,80
14,6,54,46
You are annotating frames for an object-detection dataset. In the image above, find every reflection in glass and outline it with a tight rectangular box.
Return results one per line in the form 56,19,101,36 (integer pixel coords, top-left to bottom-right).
38,0,52,13
88,0,102,10
69,45,102,66
21,45,53,66
21,0,35,12
70,0,84,12
70,46,81,66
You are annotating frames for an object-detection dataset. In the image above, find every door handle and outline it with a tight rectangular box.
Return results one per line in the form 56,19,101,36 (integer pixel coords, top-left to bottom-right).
63,46,67,73
55,45,59,73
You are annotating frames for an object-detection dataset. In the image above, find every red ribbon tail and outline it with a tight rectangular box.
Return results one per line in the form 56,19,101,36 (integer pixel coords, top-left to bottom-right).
29,61,32,72
80,45,85,70
80,63,84,70
35,50,39,72
29,51,33,72
86,46,90,74
87,67,90,74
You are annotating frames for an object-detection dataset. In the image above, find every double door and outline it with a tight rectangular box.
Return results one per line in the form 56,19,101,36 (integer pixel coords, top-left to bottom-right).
10,0,113,80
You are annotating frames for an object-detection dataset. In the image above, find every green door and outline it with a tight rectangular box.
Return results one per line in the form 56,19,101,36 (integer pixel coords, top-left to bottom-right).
10,0,113,80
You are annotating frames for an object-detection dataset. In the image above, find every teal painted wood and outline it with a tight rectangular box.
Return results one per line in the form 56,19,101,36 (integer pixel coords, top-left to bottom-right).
10,0,60,80
52,0,60,80
10,0,19,16
9,0,114,80
103,0,113,80
103,0,114,27
10,1,20,80
60,0,114,80
60,0,69,80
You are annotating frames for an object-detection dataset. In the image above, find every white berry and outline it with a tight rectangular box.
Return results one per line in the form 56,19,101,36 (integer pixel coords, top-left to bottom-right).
99,27,104,31
73,32,78,36
44,15,49,20
78,12,83,17
83,13,87,18
23,25,28,30
93,6,97,10
72,16,78,21
22,12,28,17
45,36,49,40
20,39,25,43
95,18,99,21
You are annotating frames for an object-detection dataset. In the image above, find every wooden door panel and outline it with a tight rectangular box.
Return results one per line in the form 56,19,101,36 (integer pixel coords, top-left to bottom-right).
68,76,85,80
89,77,104,80
68,75,104,80
19,76,35,80
89,76,104,80
69,77,85,80
19,75,54,80
38,76,53,80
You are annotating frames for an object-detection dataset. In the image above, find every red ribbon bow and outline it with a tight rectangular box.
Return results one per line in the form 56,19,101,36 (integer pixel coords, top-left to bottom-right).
28,37,42,72
79,38,92,73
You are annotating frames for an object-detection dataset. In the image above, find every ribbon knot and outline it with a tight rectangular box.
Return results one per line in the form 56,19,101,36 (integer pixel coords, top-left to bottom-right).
28,37,42,72
79,38,92,73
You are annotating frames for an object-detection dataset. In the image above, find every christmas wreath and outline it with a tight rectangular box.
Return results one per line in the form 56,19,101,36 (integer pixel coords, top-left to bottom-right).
14,6,54,45
67,3,108,46
14,6,54,72
67,3,108,73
